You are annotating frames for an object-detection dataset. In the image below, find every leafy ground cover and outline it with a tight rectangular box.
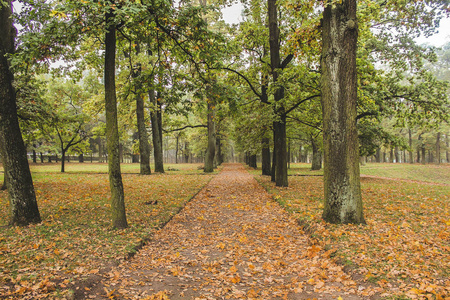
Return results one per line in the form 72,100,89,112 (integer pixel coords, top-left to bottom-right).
255,163,450,299
0,163,213,299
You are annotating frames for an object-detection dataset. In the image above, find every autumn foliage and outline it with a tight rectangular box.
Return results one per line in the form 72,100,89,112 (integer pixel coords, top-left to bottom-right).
0,163,212,299
257,163,450,299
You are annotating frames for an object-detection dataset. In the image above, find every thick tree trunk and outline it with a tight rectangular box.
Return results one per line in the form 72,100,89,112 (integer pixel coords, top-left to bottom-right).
79,154,84,163
136,93,151,174
249,154,257,168
216,136,224,166
149,87,164,173
311,136,322,171
394,146,399,163
204,98,216,172
436,132,441,164
271,127,276,182
1,137,8,191
261,137,271,176
0,2,41,226
375,148,381,163
268,0,288,187
320,0,365,224
184,141,190,163
133,46,151,175
105,11,127,229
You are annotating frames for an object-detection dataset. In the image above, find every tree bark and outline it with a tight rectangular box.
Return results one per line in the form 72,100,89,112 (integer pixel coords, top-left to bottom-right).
184,141,190,163
0,2,41,226
271,126,276,182
105,9,127,229
0,136,8,191
204,96,216,173
136,91,151,174
133,45,151,175
248,154,257,168
216,136,224,166
436,132,441,164
268,0,288,187
446,133,449,163
149,86,164,173
311,135,322,170
320,0,365,224
409,128,413,163
261,137,271,175
61,149,66,173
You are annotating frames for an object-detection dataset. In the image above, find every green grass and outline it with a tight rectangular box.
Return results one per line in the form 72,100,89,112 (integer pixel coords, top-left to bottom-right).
0,163,213,299
249,162,449,185
360,163,450,184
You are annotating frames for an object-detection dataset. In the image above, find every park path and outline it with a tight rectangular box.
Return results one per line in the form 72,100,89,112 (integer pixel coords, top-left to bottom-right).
84,164,375,299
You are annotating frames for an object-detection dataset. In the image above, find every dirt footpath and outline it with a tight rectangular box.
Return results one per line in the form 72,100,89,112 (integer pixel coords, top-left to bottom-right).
83,164,376,299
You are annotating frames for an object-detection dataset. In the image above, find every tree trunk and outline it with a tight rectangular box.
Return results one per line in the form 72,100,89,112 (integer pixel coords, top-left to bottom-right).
136,93,151,174
446,133,449,163
40,152,44,163
320,0,365,224
0,2,41,226
311,136,322,170
184,141,190,163
149,86,164,173
204,96,216,173
61,149,66,173
287,138,291,169
389,146,394,163
133,48,151,175
79,154,84,163
268,0,288,187
261,137,271,176
271,126,276,182
0,137,8,191
249,154,257,168
105,10,127,229
394,146,399,163
375,148,381,163
421,144,426,164
32,150,37,163
216,136,224,166
408,128,413,163
98,139,104,162
436,132,441,164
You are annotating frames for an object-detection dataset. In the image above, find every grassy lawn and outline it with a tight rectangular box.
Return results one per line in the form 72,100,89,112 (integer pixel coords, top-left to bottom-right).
254,163,450,299
287,162,450,185
0,163,213,299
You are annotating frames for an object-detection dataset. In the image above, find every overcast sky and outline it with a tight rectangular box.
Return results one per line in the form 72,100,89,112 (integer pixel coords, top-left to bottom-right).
221,3,450,48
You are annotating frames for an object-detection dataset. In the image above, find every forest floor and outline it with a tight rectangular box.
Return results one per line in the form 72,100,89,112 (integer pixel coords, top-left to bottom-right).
80,164,381,300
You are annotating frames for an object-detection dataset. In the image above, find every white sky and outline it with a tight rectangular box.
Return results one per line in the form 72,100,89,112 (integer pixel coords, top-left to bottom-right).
415,17,450,47
221,3,450,48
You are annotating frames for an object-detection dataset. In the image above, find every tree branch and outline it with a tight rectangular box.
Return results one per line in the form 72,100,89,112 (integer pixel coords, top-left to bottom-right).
285,94,320,115
164,124,207,133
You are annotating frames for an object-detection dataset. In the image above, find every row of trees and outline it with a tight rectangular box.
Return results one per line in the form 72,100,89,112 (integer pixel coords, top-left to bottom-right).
1,0,448,227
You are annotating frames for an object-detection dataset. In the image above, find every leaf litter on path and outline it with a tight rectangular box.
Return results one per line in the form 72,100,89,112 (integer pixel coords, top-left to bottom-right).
85,164,379,299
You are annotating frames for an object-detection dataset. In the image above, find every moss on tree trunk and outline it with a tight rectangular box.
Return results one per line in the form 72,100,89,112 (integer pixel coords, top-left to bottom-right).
321,0,365,224
0,2,41,226
105,10,127,229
